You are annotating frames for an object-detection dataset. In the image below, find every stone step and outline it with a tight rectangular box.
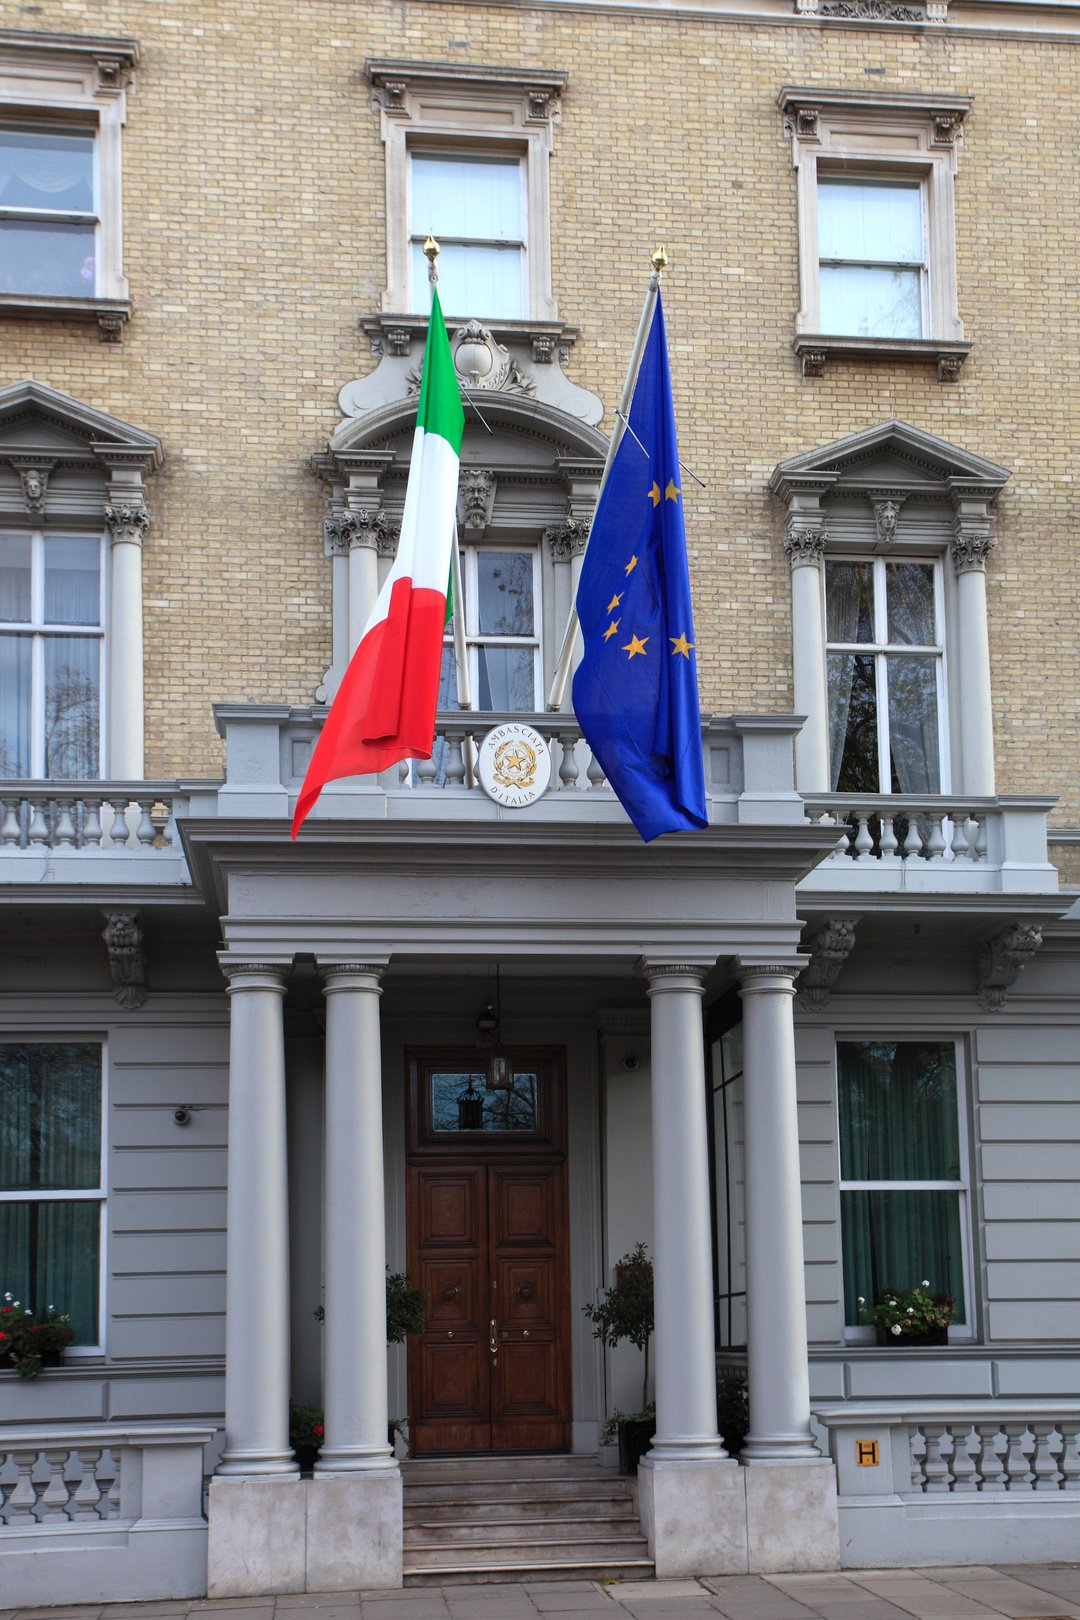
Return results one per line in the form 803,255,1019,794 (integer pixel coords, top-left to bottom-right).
404,1495,638,1524
402,1456,616,1482
406,1516,644,1546
404,1536,651,1571
404,1558,656,1586
404,1476,633,1504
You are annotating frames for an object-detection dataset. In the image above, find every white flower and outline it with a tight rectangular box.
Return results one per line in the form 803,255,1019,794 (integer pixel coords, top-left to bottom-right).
3,1292,11,1302
907,1307,915,1315
889,1298,897,1307
921,1280,930,1289
857,1296,865,1306
891,1323,902,1336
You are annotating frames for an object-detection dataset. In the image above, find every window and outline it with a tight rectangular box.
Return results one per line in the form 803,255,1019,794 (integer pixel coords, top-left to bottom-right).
438,545,540,711
0,35,136,338
368,59,563,321
780,88,971,378
0,531,104,779
0,1042,104,1348
409,151,526,320
711,1022,747,1349
826,557,945,794
818,178,925,340
838,1039,970,1337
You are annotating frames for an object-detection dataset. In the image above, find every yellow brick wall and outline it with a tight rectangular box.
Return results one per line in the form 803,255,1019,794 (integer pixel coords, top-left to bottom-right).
3,1,1078,827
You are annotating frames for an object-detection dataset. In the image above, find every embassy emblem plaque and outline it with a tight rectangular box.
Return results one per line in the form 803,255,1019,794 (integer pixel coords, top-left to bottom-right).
477,722,552,808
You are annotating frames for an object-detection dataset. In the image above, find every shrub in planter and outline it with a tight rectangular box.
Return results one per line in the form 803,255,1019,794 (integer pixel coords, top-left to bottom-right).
289,1402,324,1472
584,1243,655,1474
860,1281,955,1344
717,1370,749,1456
1,1294,74,1378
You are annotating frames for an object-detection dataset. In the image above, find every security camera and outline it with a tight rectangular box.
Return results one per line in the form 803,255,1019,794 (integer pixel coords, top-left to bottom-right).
622,1053,640,1072
173,1107,192,1127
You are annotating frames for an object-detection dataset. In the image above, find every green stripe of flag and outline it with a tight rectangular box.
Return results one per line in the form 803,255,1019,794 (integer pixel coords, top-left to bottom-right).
417,288,466,455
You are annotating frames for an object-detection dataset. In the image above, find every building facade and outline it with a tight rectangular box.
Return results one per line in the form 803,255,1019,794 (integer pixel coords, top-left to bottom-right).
1,0,1079,1601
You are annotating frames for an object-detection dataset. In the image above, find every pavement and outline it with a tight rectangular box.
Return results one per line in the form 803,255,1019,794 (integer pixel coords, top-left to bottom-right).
4,1568,1080,1620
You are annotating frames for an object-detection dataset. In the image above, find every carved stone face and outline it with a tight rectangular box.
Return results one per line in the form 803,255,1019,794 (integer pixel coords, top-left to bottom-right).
24,472,43,501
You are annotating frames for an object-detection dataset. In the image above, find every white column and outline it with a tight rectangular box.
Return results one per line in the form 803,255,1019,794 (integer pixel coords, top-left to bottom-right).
644,963,727,1462
348,530,380,656
784,526,830,793
737,964,819,1462
217,964,297,1476
952,525,996,796
316,963,396,1473
105,503,148,779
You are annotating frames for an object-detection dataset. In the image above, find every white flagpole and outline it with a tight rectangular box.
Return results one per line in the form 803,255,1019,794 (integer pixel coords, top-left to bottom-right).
423,234,473,715
545,245,667,713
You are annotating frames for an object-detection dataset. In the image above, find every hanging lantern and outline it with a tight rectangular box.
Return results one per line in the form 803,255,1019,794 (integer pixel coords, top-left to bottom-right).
456,1076,485,1131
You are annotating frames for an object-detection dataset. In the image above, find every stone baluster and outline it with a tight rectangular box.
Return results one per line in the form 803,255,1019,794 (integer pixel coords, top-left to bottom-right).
586,747,605,790
1031,1423,1061,1491
903,816,923,859
879,816,898,859
135,800,156,845
950,814,970,860
1002,1422,1032,1489
1,798,21,845
973,816,988,859
398,759,410,785
52,798,76,846
922,1425,950,1493
558,730,581,791
416,753,438,787
976,1425,1007,1492
28,798,49,845
109,798,132,848
852,814,874,860
949,1426,979,1492
443,728,467,788
926,815,947,860
1059,1423,1080,1489
83,798,104,847
5,1451,40,1523
106,1454,122,1516
39,1447,73,1520
71,1448,105,1519
909,1429,927,1491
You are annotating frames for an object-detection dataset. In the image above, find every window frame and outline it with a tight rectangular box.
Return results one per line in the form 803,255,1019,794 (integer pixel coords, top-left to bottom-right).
816,172,929,341
824,553,950,796
0,1036,108,1357
836,1035,974,1345
780,88,972,379
443,541,543,713
368,59,563,323
407,144,529,320
0,33,136,338
0,528,107,779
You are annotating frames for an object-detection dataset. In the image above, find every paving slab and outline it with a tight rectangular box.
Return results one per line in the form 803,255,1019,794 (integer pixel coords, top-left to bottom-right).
940,1578,1080,1618
607,1587,707,1603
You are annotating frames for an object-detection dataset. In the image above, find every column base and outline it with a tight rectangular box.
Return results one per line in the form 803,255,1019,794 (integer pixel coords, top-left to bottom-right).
649,1434,731,1464
637,1457,748,1578
315,1444,397,1474
744,1459,840,1573
740,1430,824,1463
215,1448,299,1478
207,1472,404,1596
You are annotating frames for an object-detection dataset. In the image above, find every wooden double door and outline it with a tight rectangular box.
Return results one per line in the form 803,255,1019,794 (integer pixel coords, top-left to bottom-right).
406,1050,571,1454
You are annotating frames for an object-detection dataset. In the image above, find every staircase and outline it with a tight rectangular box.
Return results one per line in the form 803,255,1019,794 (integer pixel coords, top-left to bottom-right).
402,1455,654,1585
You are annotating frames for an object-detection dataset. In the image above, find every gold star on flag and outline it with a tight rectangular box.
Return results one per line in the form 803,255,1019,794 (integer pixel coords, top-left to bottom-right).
665,478,681,503
603,619,621,641
669,633,694,658
648,482,662,507
622,634,648,659
606,591,623,613
625,554,638,575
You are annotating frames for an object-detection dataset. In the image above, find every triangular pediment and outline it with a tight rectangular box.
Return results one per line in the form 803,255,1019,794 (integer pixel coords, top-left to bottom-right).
770,419,1010,500
0,380,162,467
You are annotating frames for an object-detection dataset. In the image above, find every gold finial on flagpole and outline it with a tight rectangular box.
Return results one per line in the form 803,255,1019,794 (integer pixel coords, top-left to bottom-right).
651,244,668,273
424,234,440,285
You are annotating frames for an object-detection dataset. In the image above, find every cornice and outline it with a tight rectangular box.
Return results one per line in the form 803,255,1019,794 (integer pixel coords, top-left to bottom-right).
366,58,566,98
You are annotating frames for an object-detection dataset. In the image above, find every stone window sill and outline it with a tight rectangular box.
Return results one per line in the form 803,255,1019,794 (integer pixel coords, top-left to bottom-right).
0,294,131,344
794,332,972,381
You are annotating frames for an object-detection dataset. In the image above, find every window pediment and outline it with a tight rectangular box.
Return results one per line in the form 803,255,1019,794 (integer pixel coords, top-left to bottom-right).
769,419,1009,504
0,380,162,465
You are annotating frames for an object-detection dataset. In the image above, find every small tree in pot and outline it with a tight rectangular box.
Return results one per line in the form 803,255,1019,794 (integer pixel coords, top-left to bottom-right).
583,1243,655,1474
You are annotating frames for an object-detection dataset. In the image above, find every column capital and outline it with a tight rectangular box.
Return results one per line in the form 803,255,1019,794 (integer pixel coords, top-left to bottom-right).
104,501,150,547
320,961,387,990
736,962,800,993
640,961,708,992
783,523,828,570
951,522,996,575
220,961,289,992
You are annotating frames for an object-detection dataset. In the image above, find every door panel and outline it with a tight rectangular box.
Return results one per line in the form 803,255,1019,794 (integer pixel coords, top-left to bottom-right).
406,1053,570,1455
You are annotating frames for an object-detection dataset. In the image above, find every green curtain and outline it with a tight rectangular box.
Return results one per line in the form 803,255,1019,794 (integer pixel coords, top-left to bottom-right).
0,1044,101,1343
838,1042,964,1326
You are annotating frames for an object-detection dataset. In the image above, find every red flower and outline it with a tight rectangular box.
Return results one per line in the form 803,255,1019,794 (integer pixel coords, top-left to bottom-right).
0,1332,7,1341
314,1425,324,1437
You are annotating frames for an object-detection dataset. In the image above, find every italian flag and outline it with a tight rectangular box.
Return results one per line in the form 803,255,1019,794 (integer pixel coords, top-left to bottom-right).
292,291,465,836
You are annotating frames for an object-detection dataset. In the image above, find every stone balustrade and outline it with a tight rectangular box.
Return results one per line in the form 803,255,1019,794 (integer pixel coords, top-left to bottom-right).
0,1424,215,1604
0,782,182,851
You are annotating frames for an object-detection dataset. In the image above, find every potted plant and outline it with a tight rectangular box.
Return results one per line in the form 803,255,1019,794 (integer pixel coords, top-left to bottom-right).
583,1242,655,1474
0,1294,74,1378
860,1280,956,1345
717,1369,749,1456
289,1402,324,1473
305,1267,427,1464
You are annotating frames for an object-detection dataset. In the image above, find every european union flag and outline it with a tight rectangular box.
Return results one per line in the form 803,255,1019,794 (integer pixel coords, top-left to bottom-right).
572,293,707,842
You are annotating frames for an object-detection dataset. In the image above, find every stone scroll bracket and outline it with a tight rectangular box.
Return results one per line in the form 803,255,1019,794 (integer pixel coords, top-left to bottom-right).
797,919,858,1009
102,909,148,1010
976,921,1043,1011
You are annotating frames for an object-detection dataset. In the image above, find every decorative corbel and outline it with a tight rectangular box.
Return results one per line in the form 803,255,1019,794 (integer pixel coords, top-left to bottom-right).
458,468,498,535
977,922,1042,1011
797,920,857,1009
102,910,148,1010
9,461,54,518
870,493,907,547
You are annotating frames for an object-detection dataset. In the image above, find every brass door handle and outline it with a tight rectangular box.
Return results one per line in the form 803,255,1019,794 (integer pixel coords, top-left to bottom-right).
489,1318,498,1354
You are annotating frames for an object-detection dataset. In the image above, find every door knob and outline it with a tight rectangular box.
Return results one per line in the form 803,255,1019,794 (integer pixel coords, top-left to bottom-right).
489,1318,498,1354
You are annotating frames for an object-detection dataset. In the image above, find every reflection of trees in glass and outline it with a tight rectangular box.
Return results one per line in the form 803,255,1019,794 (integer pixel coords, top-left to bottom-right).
45,664,99,779
0,1043,102,1191
839,1041,959,1182
430,1070,539,1132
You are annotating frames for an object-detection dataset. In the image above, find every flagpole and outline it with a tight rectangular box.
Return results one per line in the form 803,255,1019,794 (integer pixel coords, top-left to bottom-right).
545,244,667,713
424,234,474,717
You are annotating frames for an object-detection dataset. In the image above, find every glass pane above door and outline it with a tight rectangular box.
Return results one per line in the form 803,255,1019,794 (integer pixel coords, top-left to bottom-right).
431,1070,539,1133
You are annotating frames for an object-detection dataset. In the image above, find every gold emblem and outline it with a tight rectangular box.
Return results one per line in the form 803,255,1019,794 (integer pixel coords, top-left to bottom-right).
493,737,537,790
